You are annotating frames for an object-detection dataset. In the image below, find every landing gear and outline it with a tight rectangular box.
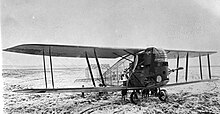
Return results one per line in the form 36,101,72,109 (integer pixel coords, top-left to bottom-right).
158,89,168,101
129,88,168,104
142,89,149,98
130,91,140,104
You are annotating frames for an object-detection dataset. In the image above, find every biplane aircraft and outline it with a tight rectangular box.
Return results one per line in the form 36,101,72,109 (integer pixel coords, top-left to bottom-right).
3,44,218,104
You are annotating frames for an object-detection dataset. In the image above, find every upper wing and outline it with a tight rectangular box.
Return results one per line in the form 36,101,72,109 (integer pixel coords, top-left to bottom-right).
3,44,216,59
165,49,217,59
3,44,143,58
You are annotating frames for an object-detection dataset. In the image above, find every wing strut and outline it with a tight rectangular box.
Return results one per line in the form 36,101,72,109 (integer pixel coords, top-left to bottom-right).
207,54,212,79
176,53,179,83
199,54,203,80
185,52,189,82
49,47,55,89
42,49,48,88
93,49,106,87
113,52,133,62
123,50,135,56
85,52,96,87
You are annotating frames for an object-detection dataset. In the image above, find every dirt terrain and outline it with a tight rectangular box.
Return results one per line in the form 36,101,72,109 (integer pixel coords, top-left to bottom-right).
3,68,220,114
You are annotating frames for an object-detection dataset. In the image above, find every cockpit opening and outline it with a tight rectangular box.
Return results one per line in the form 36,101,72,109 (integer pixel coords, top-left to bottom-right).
133,47,168,71
144,47,168,62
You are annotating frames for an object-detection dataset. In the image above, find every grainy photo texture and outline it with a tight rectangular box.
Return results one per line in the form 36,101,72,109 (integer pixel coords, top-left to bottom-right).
2,0,220,113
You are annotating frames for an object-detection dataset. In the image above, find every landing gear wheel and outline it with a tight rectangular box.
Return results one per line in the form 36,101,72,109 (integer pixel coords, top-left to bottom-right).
158,89,168,101
130,91,140,104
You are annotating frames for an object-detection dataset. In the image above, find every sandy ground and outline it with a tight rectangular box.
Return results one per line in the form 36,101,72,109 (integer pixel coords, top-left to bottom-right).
3,67,220,114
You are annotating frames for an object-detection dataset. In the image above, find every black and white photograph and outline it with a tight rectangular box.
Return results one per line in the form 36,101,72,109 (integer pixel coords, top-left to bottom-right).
2,0,220,113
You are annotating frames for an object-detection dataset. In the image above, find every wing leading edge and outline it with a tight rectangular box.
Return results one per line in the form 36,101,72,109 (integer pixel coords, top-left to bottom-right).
13,79,218,93
13,86,146,93
4,44,217,59
3,44,143,58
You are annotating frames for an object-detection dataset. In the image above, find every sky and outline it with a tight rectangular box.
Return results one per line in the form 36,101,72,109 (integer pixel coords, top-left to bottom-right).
1,0,220,67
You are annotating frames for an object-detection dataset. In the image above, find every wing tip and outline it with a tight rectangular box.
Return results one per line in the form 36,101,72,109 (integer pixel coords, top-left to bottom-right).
211,51,218,54
2,48,12,52
3,49,8,51
3,47,15,52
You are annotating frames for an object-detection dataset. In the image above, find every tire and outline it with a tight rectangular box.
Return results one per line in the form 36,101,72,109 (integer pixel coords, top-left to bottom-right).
158,89,168,101
130,91,139,104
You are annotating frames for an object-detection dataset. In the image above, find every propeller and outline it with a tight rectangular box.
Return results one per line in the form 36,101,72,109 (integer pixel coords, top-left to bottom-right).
169,67,184,73
169,67,184,83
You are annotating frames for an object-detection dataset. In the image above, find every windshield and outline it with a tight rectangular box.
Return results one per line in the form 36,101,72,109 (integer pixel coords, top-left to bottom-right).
145,47,168,62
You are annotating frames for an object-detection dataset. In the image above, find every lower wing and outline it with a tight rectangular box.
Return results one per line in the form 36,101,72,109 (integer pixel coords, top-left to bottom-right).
13,86,145,93
164,79,218,87
13,79,218,93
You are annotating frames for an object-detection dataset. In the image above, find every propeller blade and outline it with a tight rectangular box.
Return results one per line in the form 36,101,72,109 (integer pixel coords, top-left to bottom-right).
169,67,184,73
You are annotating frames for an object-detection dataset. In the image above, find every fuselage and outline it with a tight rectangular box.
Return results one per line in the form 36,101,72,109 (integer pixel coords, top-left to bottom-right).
127,47,169,87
